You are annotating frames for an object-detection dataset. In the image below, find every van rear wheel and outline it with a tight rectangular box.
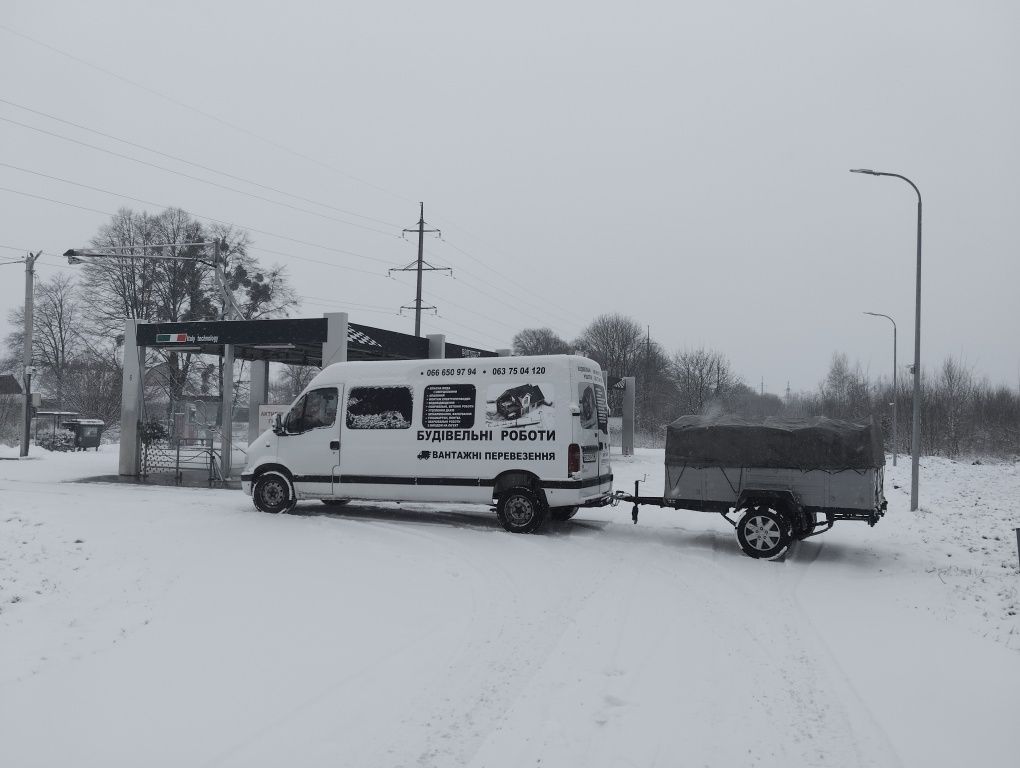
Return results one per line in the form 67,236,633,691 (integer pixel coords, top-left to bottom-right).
550,506,579,521
497,487,548,534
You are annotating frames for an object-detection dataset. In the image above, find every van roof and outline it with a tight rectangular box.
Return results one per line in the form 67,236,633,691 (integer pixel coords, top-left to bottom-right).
307,354,600,387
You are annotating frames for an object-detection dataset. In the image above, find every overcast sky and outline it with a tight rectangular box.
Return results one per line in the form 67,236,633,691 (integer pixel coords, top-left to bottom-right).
2,0,1017,393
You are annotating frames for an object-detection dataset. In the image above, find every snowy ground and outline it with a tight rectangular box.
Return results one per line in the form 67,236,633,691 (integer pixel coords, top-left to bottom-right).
1,446,1018,767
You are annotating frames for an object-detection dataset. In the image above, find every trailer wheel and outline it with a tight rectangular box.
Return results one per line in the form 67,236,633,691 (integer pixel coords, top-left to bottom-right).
253,472,295,514
497,487,548,533
550,506,579,522
736,506,790,559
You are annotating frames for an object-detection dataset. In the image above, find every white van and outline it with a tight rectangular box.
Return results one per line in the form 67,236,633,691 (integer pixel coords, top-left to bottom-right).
241,354,613,532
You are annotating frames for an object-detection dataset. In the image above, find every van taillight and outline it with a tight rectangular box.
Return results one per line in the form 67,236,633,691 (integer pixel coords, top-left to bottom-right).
568,443,581,474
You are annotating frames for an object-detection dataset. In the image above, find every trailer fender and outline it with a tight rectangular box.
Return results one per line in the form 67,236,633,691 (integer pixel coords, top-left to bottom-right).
735,490,819,539
735,489,802,515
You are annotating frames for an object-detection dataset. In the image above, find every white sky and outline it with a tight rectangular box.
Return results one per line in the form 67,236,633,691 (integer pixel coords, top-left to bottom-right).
2,0,1017,393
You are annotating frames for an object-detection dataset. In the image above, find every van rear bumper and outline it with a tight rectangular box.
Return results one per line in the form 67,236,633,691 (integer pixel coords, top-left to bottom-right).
544,473,613,508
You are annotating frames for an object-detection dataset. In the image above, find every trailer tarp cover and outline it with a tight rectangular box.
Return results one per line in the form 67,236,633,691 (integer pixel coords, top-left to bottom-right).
665,414,885,470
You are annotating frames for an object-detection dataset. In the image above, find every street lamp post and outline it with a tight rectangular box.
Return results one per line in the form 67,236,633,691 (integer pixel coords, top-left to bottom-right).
863,311,897,466
850,169,922,511
64,241,243,477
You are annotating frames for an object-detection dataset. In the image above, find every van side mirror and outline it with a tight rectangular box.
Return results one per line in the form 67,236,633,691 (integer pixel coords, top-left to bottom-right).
272,413,284,435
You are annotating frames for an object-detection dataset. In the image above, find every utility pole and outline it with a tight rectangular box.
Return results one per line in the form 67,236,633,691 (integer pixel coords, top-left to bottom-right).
391,203,447,336
21,251,42,457
643,325,650,428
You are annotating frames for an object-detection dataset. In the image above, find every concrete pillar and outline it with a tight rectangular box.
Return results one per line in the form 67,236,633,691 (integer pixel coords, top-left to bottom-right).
427,334,446,359
118,319,144,476
248,359,270,445
222,345,234,478
496,348,511,357
622,376,636,456
322,312,349,367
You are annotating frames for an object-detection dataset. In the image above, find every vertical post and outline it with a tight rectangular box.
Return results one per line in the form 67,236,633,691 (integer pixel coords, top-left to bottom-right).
892,322,897,466
119,319,144,475
622,376,636,456
643,326,650,432
322,312,349,367
415,202,425,337
215,239,235,479
427,333,446,360
20,252,39,457
248,359,270,445
911,198,922,511
222,343,234,478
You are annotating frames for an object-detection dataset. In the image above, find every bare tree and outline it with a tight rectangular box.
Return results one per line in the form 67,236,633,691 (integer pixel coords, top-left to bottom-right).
78,208,296,415
6,273,83,410
63,348,123,424
669,347,741,417
512,328,571,356
574,314,645,377
269,364,319,405
819,352,872,422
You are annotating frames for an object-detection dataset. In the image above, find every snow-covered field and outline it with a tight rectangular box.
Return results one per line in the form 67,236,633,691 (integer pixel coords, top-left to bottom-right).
1,446,1018,767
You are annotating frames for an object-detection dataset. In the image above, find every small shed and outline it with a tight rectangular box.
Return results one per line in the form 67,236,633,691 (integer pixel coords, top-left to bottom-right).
0,374,23,396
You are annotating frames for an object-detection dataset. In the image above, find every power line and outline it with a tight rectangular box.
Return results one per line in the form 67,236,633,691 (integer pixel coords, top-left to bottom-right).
0,185,111,216
426,213,591,326
426,252,579,336
0,22,415,205
0,25,593,328
0,169,394,267
0,183,571,344
0,116,398,238
0,96,403,228
0,25,599,330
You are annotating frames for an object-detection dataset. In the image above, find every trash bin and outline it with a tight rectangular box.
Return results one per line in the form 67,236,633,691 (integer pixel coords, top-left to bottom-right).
61,419,106,451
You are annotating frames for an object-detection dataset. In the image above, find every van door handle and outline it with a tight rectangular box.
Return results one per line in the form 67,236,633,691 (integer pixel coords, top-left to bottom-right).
330,440,340,450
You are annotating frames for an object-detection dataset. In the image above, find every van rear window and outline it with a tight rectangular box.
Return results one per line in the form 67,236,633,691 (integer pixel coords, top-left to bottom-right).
346,386,413,430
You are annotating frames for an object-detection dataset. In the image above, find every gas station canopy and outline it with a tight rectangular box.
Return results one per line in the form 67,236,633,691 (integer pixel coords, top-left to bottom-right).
136,318,496,366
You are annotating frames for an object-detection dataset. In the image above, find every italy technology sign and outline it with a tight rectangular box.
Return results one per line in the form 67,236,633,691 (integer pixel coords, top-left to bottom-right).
155,333,190,343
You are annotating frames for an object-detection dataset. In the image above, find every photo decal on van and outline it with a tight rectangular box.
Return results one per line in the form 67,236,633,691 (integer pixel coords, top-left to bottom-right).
485,383,554,430
578,382,609,433
346,386,413,430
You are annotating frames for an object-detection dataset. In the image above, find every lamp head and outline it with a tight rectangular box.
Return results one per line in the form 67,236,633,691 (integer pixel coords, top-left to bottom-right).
64,249,83,265
850,168,878,175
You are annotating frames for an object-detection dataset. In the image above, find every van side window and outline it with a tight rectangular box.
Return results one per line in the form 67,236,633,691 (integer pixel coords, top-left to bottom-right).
284,387,338,434
346,386,413,430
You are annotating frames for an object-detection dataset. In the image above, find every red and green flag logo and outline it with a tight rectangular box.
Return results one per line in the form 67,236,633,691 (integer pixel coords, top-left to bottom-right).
156,333,189,343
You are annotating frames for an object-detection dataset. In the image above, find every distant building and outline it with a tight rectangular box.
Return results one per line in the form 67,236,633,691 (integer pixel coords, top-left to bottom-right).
0,374,23,396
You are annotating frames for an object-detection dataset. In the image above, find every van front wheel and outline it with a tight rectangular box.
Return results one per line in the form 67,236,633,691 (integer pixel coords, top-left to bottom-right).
253,472,294,514
497,487,548,534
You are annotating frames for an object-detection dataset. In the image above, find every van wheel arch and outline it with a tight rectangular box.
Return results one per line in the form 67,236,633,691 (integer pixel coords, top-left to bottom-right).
492,470,547,505
251,464,296,514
